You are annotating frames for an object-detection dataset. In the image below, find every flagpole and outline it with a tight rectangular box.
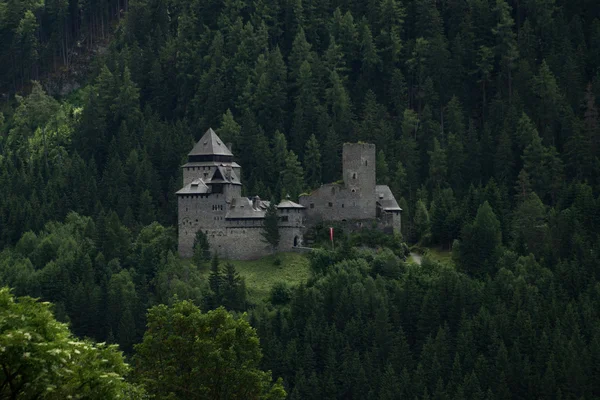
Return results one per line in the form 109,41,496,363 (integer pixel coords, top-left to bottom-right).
330,227,334,251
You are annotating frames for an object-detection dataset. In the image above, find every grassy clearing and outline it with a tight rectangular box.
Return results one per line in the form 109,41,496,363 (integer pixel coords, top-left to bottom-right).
189,252,311,303
422,246,454,266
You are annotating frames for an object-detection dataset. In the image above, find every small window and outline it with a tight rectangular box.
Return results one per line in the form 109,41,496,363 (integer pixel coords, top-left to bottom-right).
351,189,356,193
280,216,289,222
353,173,357,179
310,203,314,209
342,204,344,208
195,219,198,222
365,160,368,166
328,202,333,207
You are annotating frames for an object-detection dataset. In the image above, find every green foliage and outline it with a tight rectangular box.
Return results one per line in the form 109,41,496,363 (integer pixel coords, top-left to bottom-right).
457,201,502,276
280,150,304,199
261,201,280,251
304,134,322,188
3,1,600,399
133,301,286,400
192,229,210,268
414,199,431,243
0,287,143,399
269,281,292,305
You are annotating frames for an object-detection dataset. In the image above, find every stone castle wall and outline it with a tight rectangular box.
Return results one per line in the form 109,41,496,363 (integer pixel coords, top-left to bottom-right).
178,196,306,259
300,143,377,225
299,184,366,224
178,194,228,257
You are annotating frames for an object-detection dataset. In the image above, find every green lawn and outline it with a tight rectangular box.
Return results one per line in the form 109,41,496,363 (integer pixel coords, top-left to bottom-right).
193,252,311,303
422,246,454,266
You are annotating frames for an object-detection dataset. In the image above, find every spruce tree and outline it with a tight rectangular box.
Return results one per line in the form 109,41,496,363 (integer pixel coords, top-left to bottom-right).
261,201,280,252
304,134,322,189
192,230,210,268
208,253,222,304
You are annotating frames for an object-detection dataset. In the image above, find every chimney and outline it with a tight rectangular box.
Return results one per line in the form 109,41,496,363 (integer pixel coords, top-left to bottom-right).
227,142,233,153
253,195,260,210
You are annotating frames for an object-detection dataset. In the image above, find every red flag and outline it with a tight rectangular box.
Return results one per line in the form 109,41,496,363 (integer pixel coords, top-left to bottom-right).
329,227,334,242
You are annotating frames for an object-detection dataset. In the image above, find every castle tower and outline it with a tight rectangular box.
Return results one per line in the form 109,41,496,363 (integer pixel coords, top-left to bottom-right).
182,128,242,189
177,128,242,257
342,143,376,219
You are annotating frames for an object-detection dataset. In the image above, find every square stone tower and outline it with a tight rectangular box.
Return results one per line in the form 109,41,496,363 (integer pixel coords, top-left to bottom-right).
342,142,376,219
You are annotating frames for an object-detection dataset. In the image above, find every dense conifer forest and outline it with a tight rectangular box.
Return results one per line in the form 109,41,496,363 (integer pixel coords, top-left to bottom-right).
2,0,600,398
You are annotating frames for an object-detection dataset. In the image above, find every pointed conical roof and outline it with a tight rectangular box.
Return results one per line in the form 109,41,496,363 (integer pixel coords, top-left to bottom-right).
188,128,233,157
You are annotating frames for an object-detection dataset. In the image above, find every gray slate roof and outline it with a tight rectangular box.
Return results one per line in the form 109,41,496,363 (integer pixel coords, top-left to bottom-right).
376,185,403,211
176,178,210,195
209,166,242,185
188,128,233,157
277,199,305,209
226,197,270,219
183,161,241,168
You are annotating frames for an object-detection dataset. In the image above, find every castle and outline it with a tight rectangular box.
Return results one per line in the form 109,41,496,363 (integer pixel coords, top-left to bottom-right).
177,129,402,260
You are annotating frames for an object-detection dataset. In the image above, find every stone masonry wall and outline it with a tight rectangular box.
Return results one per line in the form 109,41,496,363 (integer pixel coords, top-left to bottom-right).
299,184,366,224
178,194,228,257
300,143,377,226
342,142,376,219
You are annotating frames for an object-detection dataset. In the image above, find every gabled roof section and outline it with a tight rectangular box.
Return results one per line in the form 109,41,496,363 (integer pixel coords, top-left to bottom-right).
176,178,210,195
277,198,305,209
188,128,233,157
376,185,403,211
225,197,270,219
207,166,242,186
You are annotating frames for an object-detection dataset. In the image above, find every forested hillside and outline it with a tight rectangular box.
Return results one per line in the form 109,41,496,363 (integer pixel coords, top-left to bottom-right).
2,0,600,398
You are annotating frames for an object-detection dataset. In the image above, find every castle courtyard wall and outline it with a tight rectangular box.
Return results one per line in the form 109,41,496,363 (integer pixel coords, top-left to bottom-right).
299,184,375,225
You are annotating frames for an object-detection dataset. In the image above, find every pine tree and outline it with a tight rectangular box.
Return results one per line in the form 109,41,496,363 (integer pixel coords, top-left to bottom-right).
493,0,519,102
414,199,431,243
326,70,353,141
291,60,319,155
532,60,562,145
375,150,390,185
261,201,280,252
222,262,247,311
428,138,447,189
208,253,222,307
458,201,502,276
218,109,241,150
271,131,289,193
304,134,322,189
281,151,305,199
192,230,210,268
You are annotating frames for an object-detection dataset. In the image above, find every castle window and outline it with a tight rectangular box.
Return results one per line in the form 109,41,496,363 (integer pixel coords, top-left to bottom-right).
280,216,289,222
351,189,356,193
328,202,333,207
342,204,344,208
195,219,198,222
310,203,314,209
365,160,368,166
